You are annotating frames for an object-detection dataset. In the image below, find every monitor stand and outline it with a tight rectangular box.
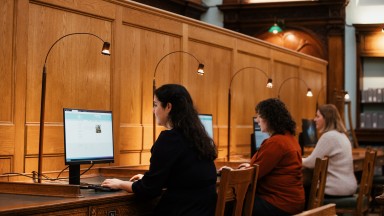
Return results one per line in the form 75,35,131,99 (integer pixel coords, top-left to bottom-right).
68,164,80,185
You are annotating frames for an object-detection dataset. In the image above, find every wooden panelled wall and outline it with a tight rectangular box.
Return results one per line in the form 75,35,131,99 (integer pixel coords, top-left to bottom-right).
0,0,327,178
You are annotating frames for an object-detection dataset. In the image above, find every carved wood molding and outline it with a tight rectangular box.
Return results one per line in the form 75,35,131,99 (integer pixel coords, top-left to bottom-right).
218,0,348,60
131,0,208,20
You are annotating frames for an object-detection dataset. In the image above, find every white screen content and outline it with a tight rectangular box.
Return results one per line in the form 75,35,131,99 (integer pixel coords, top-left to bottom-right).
253,118,269,150
198,114,214,139
254,130,269,149
64,109,114,163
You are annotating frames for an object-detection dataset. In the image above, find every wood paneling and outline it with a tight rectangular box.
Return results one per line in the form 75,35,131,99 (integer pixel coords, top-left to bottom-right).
0,157,12,175
25,125,64,155
0,125,14,155
26,3,112,124
0,0,13,123
0,0,327,177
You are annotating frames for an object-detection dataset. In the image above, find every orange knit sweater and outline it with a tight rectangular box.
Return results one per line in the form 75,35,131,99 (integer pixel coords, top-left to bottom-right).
250,132,305,215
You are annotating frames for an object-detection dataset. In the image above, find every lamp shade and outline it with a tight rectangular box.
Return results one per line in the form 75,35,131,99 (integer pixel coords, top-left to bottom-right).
306,88,313,97
344,92,350,100
269,23,282,34
197,63,204,75
101,42,111,55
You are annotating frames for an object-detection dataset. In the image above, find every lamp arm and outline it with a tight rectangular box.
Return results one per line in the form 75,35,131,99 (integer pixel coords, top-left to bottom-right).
44,33,106,65
316,85,327,108
227,90,232,161
278,77,309,98
38,32,109,183
229,67,270,93
153,51,200,80
37,66,47,183
227,66,270,161
152,50,201,143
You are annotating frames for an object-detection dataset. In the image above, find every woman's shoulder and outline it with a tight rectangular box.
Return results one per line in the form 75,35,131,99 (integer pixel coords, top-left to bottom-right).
158,129,182,140
321,130,346,139
268,133,295,141
266,133,297,146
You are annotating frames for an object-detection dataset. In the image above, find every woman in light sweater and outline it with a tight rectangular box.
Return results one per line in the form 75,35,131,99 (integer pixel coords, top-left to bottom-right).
302,104,357,197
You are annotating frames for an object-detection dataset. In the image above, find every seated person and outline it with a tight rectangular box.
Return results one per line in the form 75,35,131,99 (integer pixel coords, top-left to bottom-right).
102,84,218,216
302,104,357,198
235,98,305,216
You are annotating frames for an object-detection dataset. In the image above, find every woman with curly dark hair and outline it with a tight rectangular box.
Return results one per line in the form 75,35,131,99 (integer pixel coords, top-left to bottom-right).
102,84,218,216
238,98,305,216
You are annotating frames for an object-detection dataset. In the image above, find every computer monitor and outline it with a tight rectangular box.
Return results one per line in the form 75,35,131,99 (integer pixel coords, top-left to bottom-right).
63,108,114,185
299,118,318,147
198,114,214,139
251,117,269,156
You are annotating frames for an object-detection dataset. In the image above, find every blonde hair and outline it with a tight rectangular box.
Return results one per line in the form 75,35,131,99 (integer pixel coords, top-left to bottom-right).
318,104,347,133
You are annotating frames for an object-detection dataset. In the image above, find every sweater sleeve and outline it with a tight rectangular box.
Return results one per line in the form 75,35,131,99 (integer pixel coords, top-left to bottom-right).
302,132,334,168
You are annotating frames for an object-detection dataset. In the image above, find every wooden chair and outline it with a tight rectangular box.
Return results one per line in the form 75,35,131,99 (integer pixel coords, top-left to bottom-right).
294,203,337,216
215,164,259,216
307,157,329,210
323,149,377,215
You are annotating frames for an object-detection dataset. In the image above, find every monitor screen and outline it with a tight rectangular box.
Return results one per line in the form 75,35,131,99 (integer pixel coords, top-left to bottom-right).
300,118,318,147
253,117,269,150
251,117,269,156
198,114,214,139
63,108,114,184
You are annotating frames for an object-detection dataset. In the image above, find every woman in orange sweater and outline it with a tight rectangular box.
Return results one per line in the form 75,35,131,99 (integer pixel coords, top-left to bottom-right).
238,98,305,215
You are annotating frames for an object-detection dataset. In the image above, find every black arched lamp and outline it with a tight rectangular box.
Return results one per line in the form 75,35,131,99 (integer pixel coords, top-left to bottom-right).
38,33,111,183
152,51,204,142
277,77,313,99
316,85,327,110
227,67,273,161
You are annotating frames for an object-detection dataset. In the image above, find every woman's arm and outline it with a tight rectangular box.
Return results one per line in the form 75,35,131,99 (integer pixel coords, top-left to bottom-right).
302,132,333,168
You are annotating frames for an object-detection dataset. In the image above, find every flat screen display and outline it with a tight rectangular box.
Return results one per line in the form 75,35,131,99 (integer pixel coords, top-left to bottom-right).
251,117,269,156
300,118,318,147
63,108,114,165
253,117,269,150
198,114,214,139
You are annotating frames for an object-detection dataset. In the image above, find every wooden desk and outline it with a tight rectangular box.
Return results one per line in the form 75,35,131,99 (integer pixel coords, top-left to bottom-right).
0,189,155,216
2,151,383,216
0,169,155,216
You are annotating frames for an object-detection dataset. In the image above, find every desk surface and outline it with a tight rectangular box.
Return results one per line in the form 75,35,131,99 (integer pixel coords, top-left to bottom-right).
0,189,130,215
1,148,382,215
0,175,156,216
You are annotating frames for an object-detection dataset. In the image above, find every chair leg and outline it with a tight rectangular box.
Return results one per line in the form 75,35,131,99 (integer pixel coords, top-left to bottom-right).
371,184,384,213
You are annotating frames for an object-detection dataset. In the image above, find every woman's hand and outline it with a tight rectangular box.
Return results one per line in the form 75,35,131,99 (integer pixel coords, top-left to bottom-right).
130,174,144,182
101,178,125,189
238,163,250,169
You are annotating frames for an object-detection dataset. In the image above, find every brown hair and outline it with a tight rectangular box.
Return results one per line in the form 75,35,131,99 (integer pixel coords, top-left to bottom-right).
318,104,347,134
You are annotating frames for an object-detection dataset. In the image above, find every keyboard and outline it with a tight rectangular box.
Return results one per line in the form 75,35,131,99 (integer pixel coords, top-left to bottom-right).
80,184,121,192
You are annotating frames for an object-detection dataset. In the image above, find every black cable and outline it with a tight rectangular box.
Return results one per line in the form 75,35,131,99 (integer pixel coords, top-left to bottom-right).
3,163,96,183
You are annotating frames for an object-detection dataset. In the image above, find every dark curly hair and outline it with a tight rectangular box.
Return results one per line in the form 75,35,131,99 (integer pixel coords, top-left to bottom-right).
154,84,217,161
255,98,296,136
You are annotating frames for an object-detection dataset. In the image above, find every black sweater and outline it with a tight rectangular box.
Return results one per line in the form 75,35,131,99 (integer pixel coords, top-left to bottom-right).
132,129,217,216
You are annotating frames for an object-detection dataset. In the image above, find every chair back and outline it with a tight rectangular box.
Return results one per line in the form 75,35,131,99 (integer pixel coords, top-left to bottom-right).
215,164,259,216
356,149,377,214
294,203,337,216
307,157,329,210
323,149,377,215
